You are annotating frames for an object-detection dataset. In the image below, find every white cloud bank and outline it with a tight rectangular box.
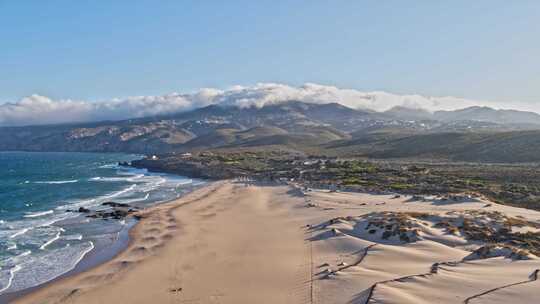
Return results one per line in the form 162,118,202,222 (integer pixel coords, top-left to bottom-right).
0,83,536,126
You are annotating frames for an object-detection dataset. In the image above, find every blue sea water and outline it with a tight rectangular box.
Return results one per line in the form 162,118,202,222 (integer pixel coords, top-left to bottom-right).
0,152,203,295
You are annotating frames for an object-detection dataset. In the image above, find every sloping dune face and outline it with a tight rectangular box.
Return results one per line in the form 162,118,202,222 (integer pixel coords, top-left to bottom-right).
301,189,540,304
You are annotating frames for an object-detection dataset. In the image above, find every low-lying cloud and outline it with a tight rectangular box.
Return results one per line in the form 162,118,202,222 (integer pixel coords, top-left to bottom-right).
0,83,534,126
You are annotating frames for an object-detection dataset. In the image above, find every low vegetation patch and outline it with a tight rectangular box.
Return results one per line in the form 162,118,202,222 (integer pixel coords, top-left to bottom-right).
132,151,540,211
317,211,540,258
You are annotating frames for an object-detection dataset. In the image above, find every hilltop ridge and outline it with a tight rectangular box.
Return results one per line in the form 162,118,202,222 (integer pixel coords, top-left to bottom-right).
1,101,540,163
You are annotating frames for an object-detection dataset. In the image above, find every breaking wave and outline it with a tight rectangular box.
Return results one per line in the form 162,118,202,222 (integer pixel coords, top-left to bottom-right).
23,210,54,218
34,180,78,184
0,153,203,296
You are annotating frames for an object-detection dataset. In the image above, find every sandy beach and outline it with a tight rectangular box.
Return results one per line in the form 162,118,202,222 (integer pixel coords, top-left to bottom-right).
14,180,540,304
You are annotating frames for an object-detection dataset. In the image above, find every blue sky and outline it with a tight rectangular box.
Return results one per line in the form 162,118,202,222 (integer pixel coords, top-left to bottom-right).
1,1,539,105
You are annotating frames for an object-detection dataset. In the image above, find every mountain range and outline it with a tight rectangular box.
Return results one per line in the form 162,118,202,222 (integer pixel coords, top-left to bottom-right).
1,101,540,163
384,105,540,125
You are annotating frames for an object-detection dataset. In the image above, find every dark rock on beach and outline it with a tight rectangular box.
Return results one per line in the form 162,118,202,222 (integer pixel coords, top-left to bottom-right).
102,201,132,208
86,209,133,220
78,207,91,213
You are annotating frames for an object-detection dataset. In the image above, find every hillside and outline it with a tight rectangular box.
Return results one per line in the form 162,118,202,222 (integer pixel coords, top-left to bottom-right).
1,101,540,163
328,130,540,163
434,106,540,125
0,101,387,154
383,105,540,126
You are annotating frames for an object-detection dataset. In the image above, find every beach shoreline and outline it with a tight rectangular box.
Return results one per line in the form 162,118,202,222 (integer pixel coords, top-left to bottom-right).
1,180,213,304
0,220,134,303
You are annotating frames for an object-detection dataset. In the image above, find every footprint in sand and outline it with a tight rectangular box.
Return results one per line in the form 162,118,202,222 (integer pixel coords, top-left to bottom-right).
144,227,162,234
161,233,174,241
141,236,160,245
150,242,165,251
128,246,151,259
148,219,163,226
199,213,217,219
112,260,135,271
165,224,178,230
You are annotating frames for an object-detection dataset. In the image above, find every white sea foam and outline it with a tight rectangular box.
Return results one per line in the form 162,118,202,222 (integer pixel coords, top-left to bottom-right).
0,242,94,294
9,228,30,238
7,243,17,250
0,161,200,295
89,176,129,182
117,167,148,176
23,210,54,218
140,177,167,193
37,214,74,228
108,184,137,199
78,241,94,262
175,179,194,185
39,231,62,250
34,180,78,184
56,184,137,211
99,163,119,169
0,264,21,293
116,193,150,205
18,250,31,258
127,174,145,182
64,234,83,241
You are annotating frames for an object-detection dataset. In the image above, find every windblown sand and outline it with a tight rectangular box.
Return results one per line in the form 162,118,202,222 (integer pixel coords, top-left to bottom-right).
15,181,540,304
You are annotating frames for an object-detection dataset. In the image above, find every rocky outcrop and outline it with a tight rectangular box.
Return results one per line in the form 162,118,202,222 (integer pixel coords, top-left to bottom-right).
66,202,140,220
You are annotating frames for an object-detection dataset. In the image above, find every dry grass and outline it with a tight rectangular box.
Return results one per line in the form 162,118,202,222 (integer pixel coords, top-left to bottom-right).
353,211,540,256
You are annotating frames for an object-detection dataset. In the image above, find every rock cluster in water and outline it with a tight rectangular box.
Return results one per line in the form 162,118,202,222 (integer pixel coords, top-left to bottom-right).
65,201,141,220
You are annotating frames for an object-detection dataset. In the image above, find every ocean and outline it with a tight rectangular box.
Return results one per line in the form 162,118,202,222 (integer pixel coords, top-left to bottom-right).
0,152,202,296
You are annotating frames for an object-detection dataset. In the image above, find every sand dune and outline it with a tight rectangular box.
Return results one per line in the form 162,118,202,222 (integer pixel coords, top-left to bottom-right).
14,180,540,304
